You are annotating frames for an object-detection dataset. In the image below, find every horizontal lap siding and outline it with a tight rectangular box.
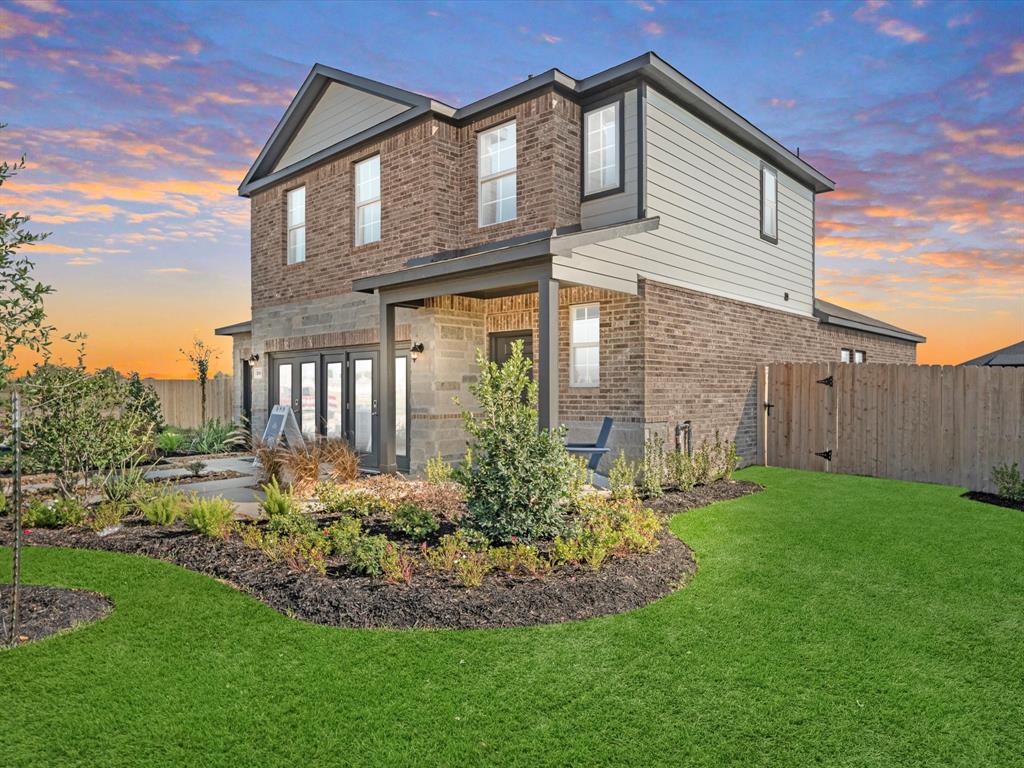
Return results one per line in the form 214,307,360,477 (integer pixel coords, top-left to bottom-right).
622,86,815,317
274,83,411,172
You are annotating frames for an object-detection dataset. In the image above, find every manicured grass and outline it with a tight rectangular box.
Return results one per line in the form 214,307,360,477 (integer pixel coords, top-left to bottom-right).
2,468,1021,767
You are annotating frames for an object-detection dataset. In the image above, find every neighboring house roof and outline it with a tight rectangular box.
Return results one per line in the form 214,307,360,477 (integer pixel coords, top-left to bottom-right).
813,299,926,344
214,320,252,336
961,340,1024,367
240,52,835,197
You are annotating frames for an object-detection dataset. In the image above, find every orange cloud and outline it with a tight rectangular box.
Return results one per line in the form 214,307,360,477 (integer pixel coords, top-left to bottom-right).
12,0,67,14
817,235,916,259
769,98,796,109
940,122,998,142
66,256,101,266
0,80,14,89
0,6,56,38
993,41,1024,75
980,141,1024,158
877,18,927,43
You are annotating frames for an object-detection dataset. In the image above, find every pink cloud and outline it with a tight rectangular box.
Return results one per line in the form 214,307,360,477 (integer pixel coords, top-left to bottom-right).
993,42,1024,75
538,33,561,44
0,6,57,38
876,18,927,43
642,21,664,35
769,97,796,109
11,0,66,14
813,9,833,27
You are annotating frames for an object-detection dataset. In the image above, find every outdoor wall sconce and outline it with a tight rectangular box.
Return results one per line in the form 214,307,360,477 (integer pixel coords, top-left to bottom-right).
247,353,260,363
410,342,424,362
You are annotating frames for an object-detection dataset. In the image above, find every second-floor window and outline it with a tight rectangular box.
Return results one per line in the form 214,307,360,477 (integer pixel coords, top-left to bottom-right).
760,164,778,244
355,154,381,246
287,186,305,264
478,120,516,226
584,102,620,196
570,303,600,387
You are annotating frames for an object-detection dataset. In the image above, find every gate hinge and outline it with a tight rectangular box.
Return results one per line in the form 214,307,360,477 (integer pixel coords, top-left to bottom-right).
763,401,774,413
815,449,833,462
816,375,834,387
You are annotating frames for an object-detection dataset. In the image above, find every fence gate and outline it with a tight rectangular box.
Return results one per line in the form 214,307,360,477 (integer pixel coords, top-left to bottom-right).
759,362,838,473
756,362,1024,493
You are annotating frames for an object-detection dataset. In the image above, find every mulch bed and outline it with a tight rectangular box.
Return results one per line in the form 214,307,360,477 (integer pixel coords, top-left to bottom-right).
148,470,246,486
643,479,763,515
1,479,761,630
962,491,1024,512
0,585,112,646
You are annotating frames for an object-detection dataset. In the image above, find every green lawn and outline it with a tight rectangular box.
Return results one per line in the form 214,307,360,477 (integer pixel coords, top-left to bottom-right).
2,468,1022,767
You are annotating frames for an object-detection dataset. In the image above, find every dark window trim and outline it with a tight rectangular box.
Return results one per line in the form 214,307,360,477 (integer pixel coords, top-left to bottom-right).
759,162,778,245
580,93,626,202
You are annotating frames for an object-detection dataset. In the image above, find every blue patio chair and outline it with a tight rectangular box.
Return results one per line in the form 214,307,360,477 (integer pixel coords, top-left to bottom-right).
566,417,614,473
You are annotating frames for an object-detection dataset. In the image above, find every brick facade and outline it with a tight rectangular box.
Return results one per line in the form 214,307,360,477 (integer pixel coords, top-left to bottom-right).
250,86,580,310
640,279,917,461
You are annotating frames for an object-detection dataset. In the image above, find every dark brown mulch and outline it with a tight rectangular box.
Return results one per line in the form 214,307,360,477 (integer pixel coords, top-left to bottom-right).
642,479,763,515
0,585,112,646
148,470,246,486
0,479,761,631
963,491,1024,512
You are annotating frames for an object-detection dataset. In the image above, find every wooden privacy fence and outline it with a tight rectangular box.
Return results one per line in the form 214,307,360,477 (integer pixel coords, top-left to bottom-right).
144,377,233,429
756,363,1024,494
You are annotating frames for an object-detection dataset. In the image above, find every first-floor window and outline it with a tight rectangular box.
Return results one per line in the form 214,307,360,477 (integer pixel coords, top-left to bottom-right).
570,303,600,387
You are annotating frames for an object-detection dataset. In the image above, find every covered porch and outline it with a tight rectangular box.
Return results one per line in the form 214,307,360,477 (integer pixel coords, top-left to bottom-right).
353,218,658,473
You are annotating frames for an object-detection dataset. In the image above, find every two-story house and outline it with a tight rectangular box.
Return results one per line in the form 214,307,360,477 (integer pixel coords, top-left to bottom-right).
216,52,924,474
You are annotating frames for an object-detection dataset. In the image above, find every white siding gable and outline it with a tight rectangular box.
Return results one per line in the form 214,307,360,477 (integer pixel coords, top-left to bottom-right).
272,82,411,173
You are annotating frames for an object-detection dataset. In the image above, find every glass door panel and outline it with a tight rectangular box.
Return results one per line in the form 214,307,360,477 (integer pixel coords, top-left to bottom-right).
395,355,408,461
348,351,378,468
300,361,316,437
324,361,344,438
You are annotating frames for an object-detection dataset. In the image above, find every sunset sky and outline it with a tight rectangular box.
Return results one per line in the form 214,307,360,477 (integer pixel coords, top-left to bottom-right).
1,0,1021,377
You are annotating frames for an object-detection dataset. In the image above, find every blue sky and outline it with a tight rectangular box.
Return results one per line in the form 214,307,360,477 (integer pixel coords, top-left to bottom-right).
1,0,1021,374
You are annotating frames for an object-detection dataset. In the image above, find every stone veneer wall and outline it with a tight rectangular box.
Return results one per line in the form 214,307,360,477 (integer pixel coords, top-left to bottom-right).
640,279,918,462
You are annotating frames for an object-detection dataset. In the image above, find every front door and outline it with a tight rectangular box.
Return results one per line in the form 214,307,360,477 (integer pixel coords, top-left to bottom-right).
348,350,379,469
274,357,319,438
490,331,533,371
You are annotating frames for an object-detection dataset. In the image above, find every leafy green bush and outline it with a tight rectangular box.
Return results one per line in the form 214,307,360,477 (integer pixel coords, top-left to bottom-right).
692,440,713,486
186,496,236,539
425,453,454,485
140,489,186,526
454,550,493,588
489,542,548,578
640,436,666,499
314,482,378,517
389,502,438,541
260,476,300,518
455,341,577,542
992,462,1024,502
608,450,637,501
156,429,186,455
23,497,88,528
186,460,206,478
379,542,415,585
19,362,159,499
0,490,7,517
554,496,660,571
666,450,694,491
324,516,363,556
127,373,164,431
348,534,391,576
277,534,329,575
89,501,127,532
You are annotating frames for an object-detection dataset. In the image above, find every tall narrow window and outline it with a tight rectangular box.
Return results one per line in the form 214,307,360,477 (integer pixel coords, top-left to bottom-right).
287,186,306,263
355,155,381,245
760,165,778,244
478,121,516,226
584,102,620,196
570,304,600,388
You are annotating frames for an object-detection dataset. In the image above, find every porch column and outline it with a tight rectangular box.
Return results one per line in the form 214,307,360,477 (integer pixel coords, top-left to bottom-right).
537,276,560,432
378,293,397,474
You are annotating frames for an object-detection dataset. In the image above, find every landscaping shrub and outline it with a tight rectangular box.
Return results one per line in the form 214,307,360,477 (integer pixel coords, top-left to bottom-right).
23,497,88,528
156,428,186,455
281,444,321,497
348,534,391,576
19,361,160,499
992,462,1024,502
379,542,415,585
0,490,6,517
127,372,164,431
554,496,660,570
277,534,328,575
422,530,489,574
89,501,126,532
692,439,713,486
190,419,239,454
324,516,363,556
489,542,548,578
260,476,300,519
186,496,236,539
99,465,147,505
667,450,695,492
140,489,186,526
641,435,667,499
389,502,438,541
608,450,637,501
320,439,359,483
314,482,380,517
722,440,740,480
356,474,464,520
186,460,206,478
252,441,285,484
425,452,453,485
453,549,493,588
455,341,577,542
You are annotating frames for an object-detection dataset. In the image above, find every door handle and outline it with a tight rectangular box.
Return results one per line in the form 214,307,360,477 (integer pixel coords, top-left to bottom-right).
371,398,378,417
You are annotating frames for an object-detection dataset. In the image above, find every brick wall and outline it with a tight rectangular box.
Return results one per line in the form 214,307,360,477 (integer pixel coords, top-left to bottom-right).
640,279,918,461
250,86,581,311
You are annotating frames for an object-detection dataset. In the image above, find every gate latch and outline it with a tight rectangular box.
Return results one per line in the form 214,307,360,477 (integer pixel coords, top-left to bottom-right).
815,450,833,462
816,375,834,387
763,401,774,414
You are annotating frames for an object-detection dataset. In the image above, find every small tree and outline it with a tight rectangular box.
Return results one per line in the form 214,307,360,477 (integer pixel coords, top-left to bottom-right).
180,337,217,423
0,128,55,645
455,340,578,542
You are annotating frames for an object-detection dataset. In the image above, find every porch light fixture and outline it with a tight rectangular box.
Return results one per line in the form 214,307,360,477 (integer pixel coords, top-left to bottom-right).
410,342,424,362
246,353,260,363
